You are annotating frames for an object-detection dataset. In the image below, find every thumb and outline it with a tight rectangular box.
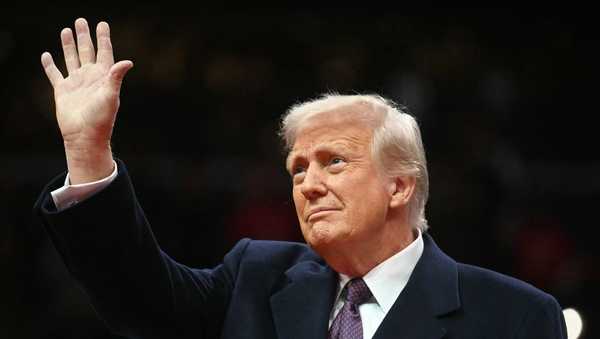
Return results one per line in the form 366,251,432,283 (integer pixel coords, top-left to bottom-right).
108,60,134,90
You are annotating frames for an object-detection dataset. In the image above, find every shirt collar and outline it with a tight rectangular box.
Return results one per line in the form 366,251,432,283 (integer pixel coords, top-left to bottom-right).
336,229,424,313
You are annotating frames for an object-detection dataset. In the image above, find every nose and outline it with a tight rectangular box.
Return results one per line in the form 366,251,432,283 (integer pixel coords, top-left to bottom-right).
300,165,327,200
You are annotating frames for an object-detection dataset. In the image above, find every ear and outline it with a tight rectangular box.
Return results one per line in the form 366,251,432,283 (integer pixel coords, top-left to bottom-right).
389,176,416,209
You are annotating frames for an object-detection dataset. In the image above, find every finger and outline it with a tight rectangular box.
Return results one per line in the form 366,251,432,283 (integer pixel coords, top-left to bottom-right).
96,21,114,66
60,28,80,74
108,60,134,90
75,18,96,65
41,52,64,87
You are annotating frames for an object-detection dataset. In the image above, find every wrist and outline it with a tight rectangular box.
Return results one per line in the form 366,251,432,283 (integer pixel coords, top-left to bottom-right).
64,139,114,184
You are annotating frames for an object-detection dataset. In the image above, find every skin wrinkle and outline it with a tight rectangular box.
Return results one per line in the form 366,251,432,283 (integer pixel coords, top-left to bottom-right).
286,139,365,175
286,105,376,174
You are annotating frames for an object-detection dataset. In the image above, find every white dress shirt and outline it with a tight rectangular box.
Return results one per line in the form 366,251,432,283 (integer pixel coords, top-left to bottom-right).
51,163,424,339
328,230,424,339
50,161,118,211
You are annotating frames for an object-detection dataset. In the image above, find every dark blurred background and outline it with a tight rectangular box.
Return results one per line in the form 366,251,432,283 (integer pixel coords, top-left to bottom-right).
2,7,598,339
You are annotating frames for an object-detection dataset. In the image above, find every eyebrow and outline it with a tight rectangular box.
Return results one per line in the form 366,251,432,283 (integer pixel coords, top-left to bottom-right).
286,142,357,171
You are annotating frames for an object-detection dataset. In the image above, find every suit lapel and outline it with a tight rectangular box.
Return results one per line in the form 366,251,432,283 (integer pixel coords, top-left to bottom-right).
270,260,337,339
373,232,460,339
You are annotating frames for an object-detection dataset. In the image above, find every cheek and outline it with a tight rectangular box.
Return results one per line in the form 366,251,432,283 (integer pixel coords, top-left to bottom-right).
330,176,363,207
342,180,389,225
292,188,305,214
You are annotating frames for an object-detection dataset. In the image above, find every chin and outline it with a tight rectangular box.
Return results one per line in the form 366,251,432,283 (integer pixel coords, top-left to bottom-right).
303,222,344,251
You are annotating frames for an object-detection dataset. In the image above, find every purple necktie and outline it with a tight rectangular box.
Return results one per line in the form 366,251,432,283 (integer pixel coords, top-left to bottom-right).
328,278,372,339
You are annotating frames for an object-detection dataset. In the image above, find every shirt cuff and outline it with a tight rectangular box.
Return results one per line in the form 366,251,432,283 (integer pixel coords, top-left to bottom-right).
50,160,118,211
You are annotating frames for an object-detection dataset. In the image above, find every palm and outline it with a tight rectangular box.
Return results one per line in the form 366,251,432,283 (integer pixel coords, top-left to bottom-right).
54,64,119,141
41,18,132,145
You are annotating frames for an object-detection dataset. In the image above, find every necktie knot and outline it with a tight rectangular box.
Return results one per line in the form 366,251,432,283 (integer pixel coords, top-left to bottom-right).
344,278,371,305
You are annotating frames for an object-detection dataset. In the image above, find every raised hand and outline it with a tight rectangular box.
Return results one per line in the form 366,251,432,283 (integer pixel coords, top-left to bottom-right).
41,18,133,184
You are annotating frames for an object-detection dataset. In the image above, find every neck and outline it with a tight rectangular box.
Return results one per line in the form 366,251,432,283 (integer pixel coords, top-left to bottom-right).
321,225,416,277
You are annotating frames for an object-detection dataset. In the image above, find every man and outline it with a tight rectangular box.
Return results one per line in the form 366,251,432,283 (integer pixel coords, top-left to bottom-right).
36,18,567,339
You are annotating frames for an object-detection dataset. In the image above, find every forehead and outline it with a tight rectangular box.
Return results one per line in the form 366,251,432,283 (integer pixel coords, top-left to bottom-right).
288,105,375,159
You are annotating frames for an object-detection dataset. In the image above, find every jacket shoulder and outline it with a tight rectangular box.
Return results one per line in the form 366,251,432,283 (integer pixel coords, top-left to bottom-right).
232,238,323,269
456,263,566,337
457,263,561,311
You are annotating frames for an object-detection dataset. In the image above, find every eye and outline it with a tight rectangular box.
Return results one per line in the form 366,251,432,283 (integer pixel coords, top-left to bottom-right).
328,157,346,171
292,165,306,176
291,165,306,184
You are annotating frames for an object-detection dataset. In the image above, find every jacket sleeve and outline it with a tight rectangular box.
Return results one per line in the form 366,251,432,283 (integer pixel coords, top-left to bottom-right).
34,158,249,339
514,294,568,339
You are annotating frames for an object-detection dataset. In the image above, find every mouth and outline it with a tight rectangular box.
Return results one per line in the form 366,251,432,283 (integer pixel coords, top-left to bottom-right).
306,208,339,221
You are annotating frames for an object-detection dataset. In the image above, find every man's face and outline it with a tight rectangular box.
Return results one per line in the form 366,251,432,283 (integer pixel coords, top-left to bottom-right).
287,107,393,254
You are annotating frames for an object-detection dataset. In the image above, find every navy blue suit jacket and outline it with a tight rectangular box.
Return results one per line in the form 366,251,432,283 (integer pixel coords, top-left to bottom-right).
35,160,567,339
